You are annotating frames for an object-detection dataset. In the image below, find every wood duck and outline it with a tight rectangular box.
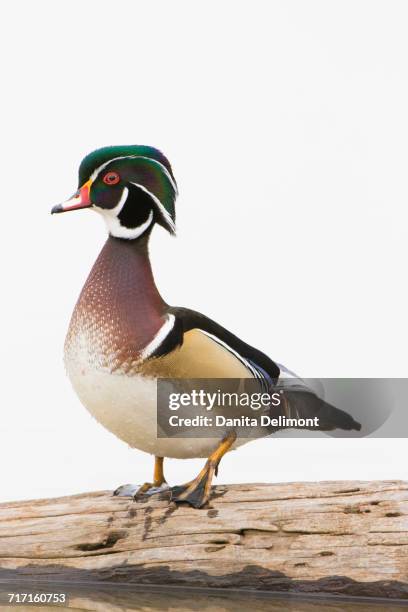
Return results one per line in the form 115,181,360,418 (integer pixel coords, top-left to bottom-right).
52,145,360,508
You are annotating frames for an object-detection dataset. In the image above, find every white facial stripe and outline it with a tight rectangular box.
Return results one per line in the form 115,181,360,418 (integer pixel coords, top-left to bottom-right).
94,186,153,239
93,185,128,219
138,314,176,361
130,182,175,233
101,208,154,240
112,186,128,214
89,155,178,195
90,156,126,182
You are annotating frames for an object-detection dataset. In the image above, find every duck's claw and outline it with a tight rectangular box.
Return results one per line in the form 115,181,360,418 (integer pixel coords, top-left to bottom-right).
133,481,170,500
113,482,169,498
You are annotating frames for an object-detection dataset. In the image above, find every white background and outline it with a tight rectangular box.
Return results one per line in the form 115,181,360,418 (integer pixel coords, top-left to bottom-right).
0,1,406,503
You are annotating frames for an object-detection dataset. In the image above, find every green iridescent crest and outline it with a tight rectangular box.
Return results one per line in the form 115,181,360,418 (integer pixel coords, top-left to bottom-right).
78,145,176,186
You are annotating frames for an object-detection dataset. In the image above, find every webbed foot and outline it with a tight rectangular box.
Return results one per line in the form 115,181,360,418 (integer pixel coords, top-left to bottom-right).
170,462,215,508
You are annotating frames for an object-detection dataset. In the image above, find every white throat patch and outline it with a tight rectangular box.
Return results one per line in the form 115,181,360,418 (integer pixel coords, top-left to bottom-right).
94,187,154,240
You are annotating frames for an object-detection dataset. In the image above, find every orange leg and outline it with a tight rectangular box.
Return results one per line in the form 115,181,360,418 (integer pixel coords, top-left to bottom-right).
170,431,237,508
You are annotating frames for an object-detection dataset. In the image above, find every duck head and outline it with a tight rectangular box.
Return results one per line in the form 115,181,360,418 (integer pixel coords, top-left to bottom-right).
51,145,178,239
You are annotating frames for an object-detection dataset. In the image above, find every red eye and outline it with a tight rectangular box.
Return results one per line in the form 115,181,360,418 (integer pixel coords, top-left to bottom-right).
103,171,120,185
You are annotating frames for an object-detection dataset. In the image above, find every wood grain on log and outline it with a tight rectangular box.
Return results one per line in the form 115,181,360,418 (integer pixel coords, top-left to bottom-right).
0,481,407,602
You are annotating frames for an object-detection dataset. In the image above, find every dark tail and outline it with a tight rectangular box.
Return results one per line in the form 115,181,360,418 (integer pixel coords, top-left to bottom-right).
275,385,361,432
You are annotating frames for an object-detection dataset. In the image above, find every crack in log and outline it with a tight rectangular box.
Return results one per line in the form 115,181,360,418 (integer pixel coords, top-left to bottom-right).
76,530,127,552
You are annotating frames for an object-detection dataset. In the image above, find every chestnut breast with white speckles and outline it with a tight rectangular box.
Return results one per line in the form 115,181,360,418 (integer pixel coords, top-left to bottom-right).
64,235,167,375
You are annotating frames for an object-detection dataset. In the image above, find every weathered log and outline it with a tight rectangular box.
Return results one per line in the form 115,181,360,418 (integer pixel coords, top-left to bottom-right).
0,481,407,604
